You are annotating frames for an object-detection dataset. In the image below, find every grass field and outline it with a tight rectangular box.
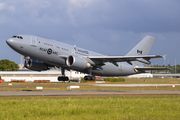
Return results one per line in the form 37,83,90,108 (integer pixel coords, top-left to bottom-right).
0,95,180,120
0,78,180,91
0,78,180,119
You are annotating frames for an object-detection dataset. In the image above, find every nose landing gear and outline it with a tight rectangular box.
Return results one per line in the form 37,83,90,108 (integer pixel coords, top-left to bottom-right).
57,67,69,82
58,76,69,81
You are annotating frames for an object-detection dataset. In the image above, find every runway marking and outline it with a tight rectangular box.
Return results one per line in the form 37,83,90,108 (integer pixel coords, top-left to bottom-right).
94,84,180,87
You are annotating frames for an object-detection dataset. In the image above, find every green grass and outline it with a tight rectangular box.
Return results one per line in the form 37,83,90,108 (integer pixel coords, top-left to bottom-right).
0,95,180,120
104,77,125,82
123,78,180,84
0,78,180,119
0,78,180,91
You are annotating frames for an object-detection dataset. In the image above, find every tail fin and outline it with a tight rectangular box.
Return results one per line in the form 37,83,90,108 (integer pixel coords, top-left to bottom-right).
126,35,155,56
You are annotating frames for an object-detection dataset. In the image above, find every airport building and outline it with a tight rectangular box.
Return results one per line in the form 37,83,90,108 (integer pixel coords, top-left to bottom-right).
127,73,153,78
0,70,86,82
2,70,180,83
153,74,180,78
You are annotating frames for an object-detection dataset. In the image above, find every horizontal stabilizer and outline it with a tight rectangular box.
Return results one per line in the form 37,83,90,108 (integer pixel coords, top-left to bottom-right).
135,67,171,71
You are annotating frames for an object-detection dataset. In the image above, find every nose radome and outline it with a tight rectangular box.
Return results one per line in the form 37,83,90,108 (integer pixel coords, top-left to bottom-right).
6,38,16,49
6,38,13,46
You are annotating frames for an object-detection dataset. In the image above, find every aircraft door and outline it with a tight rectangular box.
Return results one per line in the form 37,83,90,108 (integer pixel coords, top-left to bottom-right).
119,63,124,71
30,36,38,47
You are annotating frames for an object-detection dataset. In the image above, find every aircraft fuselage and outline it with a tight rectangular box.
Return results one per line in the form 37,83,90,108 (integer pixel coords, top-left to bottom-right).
6,35,136,76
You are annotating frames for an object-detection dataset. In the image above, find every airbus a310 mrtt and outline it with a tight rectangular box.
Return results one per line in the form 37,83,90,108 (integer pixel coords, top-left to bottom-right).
6,35,168,81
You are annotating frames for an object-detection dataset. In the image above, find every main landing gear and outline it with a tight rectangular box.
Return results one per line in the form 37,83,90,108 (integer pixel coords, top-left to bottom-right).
84,68,96,80
84,76,95,80
57,68,69,82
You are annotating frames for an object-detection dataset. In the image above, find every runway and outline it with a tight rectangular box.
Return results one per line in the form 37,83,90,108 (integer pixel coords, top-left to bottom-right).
0,90,180,96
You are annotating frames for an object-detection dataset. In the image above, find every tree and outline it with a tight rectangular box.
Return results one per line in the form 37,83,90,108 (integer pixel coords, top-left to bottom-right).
0,59,19,71
151,64,180,74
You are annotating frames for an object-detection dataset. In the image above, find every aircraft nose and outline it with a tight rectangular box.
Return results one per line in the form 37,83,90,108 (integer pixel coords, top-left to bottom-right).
6,38,19,50
6,38,14,47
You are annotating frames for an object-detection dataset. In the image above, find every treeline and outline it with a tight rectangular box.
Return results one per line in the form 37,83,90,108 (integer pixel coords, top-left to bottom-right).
0,59,19,71
151,64,180,74
81,78,125,82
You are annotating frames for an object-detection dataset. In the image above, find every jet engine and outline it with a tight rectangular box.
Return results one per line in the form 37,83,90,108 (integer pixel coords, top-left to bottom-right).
24,59,49,71
66,55,91,70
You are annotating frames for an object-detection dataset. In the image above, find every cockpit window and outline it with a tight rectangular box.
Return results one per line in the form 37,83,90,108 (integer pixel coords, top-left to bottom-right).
12,36,23,39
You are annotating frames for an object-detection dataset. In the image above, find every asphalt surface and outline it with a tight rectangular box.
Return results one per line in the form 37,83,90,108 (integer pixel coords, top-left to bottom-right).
0,90,180,96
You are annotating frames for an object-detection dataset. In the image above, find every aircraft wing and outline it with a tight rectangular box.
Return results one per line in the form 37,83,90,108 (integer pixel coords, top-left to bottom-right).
86,55,164,66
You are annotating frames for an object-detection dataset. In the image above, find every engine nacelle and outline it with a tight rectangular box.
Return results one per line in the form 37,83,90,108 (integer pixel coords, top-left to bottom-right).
66,55,91,70
24,59,49,71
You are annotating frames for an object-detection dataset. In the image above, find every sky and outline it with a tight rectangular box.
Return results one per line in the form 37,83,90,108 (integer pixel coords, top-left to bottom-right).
0,0,180,65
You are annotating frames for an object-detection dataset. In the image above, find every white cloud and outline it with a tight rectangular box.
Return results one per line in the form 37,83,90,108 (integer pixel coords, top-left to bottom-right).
67,0,94,26
69,0,93,7
1,0,180,65
0,2,15,12
0,3,6,11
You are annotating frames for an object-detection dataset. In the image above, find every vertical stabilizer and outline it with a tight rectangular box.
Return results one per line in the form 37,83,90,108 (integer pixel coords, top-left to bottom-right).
126,36,155,56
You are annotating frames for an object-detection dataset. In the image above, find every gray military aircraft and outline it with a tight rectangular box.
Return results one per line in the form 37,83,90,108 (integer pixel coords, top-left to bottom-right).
6,35,168,81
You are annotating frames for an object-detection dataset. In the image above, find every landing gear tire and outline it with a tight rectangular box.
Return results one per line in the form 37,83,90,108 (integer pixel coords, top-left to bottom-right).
84,76,88,80
91,76,95,80
58,76,69,81
84,76,95,80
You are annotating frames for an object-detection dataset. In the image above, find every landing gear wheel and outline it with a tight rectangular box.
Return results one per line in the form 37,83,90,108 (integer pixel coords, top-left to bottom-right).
58,76,69,81
84,76,96,80
84,76,88,80
88,76,92,80
91,76,95,80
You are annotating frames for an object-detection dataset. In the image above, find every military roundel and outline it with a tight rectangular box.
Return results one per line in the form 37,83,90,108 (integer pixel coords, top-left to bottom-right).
47,48,52,55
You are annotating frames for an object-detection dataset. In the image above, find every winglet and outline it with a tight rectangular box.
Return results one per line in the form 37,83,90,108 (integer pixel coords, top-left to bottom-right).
163,54,167,60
